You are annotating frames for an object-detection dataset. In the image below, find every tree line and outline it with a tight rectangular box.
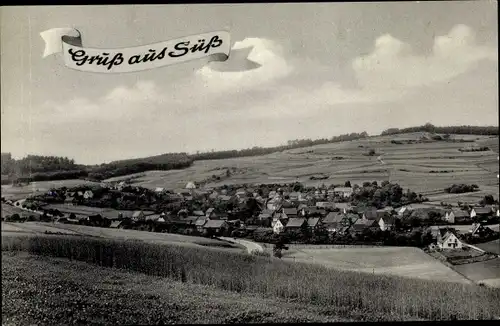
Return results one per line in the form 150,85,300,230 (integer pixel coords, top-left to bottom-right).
381,123,499,136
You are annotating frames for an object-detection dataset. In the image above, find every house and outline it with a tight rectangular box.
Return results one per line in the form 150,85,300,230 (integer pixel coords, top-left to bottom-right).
445,209,469,224
193,210,205,217
304,206,325,217
397,205,413,216
316,202,335,209
132,210,145,221
219,195,233,202
155,187,164,193
362,208,378,221
289,192,301,201
307,217,321,230
284,217,307,231
83,190,94,199
273,219,286,234
258,209,274,220
437,231,463,250
185,182,197,189
195,217,208,232
378,215,396,231
282,207,298,218
323,212,345,225
145,214,162,222
203,220,229,235
64,196,75,205
205,208,216,219
470,207,493,219
334,202,352,214
333,187,353,198
351,218,370,233
109,220,124,228
470,223,494,238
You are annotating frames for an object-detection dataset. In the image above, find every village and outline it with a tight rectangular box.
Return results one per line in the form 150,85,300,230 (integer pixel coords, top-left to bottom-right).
2,178,499,257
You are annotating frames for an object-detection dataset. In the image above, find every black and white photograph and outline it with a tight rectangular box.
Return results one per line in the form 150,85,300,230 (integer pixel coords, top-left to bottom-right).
1,1,499,324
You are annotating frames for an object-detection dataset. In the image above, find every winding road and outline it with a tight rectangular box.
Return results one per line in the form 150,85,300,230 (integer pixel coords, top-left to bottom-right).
219,237,264,253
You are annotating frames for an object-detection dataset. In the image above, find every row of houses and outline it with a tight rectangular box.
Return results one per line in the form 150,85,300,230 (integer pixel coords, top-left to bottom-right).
270,208,398,234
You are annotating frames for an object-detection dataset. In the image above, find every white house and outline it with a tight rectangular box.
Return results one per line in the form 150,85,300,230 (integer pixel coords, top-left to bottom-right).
155,187,164,193
378,215,396,231
470,207,493,219
185,182,197,189
132,210,145,221
437,231,463,250
83,190,94,199
397,205,413,216
333,187,353,198
273,219,285,234
316,202,335,209
445,210,469,224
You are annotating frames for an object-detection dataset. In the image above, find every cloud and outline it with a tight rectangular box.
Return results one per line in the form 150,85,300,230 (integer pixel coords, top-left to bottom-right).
195,37,294,93
352,24,497,91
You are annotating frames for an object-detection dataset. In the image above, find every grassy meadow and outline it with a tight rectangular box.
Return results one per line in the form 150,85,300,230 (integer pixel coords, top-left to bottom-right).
2,235,500,321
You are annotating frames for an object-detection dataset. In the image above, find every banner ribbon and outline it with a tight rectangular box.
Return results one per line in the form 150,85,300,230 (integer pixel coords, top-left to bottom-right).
40,28,257,73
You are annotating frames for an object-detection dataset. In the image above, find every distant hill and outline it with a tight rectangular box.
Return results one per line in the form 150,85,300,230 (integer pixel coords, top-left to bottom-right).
2,123,498,184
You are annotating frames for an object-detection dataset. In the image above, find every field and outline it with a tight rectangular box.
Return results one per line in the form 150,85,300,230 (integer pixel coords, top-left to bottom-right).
1,222,243,252
2,235,500,321
2,252,349,324
476,239,500,255
44,204,145,220
280,246,471,284
101,134,499,197
453,258,500,288
1,179,99,201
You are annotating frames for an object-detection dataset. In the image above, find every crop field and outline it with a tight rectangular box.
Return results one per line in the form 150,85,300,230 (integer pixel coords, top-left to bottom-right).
3,235,500,321
2,252,350,324
103,134,498,197
1,179,99,200
281,247,471,284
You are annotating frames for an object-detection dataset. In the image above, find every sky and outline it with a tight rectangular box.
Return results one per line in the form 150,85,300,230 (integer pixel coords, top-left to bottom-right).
1,2,498,164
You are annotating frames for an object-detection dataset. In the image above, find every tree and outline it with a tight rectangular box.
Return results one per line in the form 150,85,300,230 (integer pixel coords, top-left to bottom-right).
344,180,352,187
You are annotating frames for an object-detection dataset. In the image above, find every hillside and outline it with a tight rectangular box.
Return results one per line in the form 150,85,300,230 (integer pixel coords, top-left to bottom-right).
2,124,497,185
104,133,499,199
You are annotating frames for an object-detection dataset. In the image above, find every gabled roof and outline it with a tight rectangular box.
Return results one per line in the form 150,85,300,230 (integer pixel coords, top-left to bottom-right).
204,220,227,228
283,208,298,215
195,217,208,226
307,217,320,227
379,215,396,225
450,210,469,218
286,217,307,228
363,208,378,220
333,187,353,193
334,203,352,210
219,195,232,201
324,212,344,223
473,207,493,215
132,211,143,218
145,214,163,221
